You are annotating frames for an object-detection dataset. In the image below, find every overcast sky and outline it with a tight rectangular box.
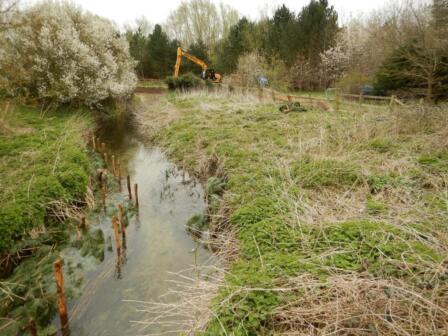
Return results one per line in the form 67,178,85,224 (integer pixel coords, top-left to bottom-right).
25,0,392,27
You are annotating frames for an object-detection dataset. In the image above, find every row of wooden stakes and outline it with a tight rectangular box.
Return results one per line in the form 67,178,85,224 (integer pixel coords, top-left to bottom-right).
93,136,139,209
24,136,139,335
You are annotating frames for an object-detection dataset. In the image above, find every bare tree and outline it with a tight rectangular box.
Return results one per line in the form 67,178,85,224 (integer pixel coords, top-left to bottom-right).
0,0,19,31
164,0,238,48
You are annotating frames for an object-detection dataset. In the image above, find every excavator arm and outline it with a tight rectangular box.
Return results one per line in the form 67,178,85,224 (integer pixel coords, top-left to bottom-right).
173,47,221,83
174,47,208,77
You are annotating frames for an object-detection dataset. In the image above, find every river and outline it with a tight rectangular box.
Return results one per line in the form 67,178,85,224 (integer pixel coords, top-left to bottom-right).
64,109,214,335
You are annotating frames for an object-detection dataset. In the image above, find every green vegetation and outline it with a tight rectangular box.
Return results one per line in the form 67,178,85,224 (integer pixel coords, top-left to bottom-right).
0,105,93,252
165,73,201,91
0,103,100,334
152,90,448,334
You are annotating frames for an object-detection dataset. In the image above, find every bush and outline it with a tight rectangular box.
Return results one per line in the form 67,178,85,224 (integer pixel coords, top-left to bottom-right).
336,72,371,94
165,73,201,91
0,2,137,107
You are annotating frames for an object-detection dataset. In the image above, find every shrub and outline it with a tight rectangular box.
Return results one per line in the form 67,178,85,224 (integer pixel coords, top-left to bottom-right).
0,2,137,107
165,73,200,91
336,72,371,94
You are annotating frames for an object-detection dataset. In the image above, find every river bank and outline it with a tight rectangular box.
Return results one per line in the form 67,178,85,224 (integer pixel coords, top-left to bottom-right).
138,90,448,335
0,100,216,335
0,103,97,334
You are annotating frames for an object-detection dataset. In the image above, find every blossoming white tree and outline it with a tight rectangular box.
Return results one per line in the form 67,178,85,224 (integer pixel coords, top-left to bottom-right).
0,1,137,107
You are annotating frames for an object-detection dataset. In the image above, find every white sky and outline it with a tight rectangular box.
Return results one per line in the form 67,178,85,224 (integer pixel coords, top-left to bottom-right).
24,0,392,28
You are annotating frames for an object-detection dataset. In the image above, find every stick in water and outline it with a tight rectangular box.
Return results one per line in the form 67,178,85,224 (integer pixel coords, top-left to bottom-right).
28,319,38,336
111,155,116,176
118,204,126,239
117,163,122,192
112,215,121,256
134,183,139,208
53,260,69,336
127,175,132,200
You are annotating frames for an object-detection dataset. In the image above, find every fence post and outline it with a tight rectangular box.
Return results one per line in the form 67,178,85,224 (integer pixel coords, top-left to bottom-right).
53,260,69,336
334,90,341,111
389,95,396,113
92,136,96,151
271,90,276,102
359,93,364,105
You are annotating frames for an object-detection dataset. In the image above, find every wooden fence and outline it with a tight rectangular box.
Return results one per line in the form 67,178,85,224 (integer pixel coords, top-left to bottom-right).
222,85,406,111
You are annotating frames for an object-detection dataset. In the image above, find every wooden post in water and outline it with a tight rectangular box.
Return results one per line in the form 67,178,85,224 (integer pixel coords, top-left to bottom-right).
127,175,132,200
111,155,116,176
79,216,86,230
118,204,126,238
98,171,103,189
53,260,69,336
134,184,139,208
112,215,121,256
28,319,38,336
117,163,122,192
102,186,107,208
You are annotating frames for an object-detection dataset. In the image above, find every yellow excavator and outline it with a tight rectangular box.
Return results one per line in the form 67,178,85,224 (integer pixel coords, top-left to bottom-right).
174,47,222,83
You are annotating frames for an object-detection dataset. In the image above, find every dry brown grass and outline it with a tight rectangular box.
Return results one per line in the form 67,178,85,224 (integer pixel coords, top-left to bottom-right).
134,90,448,335
272,274,448,336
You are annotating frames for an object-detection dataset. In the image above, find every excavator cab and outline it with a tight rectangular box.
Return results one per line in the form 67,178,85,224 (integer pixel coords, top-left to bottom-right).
204,69,216,81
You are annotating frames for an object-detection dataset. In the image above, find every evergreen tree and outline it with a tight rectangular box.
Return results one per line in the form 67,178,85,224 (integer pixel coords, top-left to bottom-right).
127,27,150,77
297,0,339,63
264,5,298,65
147,24,178,78
216,17,254,73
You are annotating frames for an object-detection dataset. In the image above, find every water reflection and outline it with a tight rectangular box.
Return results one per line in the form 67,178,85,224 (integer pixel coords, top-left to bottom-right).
67,115,214,335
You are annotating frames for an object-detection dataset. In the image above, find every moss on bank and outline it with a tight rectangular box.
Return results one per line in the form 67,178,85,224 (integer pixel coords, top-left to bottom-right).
0,105,93,253
0,103,96,334
155,91,448,335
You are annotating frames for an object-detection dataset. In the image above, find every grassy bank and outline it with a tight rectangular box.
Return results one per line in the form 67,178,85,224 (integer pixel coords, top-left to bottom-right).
149,90,448,335
0,102,98,334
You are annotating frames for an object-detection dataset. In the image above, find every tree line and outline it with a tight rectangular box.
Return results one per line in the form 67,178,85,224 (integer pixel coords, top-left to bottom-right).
127,0,447,101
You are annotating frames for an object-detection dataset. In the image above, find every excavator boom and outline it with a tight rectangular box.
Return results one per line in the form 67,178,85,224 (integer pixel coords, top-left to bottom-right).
173,47,221,83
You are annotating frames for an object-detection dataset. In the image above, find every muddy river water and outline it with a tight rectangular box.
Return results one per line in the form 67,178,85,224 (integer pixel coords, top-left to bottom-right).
64,114,213,335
